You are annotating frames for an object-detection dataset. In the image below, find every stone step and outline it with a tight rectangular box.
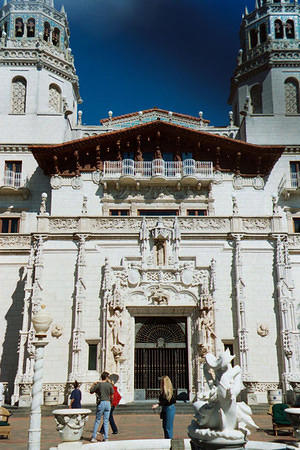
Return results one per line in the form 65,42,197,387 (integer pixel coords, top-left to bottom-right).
5,402,270,417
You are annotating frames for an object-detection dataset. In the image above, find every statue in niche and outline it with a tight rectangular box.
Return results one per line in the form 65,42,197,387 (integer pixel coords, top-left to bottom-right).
155,240,166,266
109,308,125,348
197,311,216,352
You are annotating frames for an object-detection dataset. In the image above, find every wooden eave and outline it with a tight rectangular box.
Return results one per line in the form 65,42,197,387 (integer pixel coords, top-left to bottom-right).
30,120,284,177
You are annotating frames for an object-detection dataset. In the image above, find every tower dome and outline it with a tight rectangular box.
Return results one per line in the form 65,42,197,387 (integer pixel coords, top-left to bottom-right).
0,0,81,144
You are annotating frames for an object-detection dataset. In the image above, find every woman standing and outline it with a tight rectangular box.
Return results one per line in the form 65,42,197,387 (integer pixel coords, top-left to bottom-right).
152,375,176,439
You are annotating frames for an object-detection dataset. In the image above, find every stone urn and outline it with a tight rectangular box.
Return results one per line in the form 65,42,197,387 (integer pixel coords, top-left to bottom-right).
32,304,53,337
285,408,300,442
52,408,91,442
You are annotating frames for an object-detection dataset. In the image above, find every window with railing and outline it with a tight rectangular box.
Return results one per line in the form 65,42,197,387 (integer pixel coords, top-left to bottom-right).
0,218,19,233
290,162,300,188
4,161,22,188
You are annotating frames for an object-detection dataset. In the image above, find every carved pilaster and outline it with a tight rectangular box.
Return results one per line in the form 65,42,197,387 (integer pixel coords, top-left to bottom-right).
273,234,300,391
232,234,249,380
12,241,35,404
69,234,88,380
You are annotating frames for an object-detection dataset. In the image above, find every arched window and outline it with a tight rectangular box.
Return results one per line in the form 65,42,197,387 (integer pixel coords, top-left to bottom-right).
275,19,283,39
11,77,27,114
52,27,60,47
43,22,50,42
27,18,35,38
49,84,62,113
285,78,300,114
286,20,295,39
15,18,24,38
250,84,263,113
250,29,258,48
260,23,267,43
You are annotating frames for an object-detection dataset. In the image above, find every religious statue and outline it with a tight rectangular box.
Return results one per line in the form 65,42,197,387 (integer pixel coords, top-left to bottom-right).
188,349,257,446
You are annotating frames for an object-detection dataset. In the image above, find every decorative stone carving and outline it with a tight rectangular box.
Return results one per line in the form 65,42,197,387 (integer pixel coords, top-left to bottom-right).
128,269,140,287
81,196,88,215
50,219,79,231
181,268,193,287
253,176,264,190
0,235,31,248
257,324,269,337
51,324,63,339
233,175,243,190
149,287,169,305
92,170,102,184
71,176,82,190
232,194,239,216
242,218,270,231
11,77,26,114
52,408,91,442
288,235,300,249
50,175,62,190
213,170,224,184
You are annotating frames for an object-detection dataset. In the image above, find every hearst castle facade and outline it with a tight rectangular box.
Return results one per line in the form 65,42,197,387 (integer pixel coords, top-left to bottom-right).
0,0,300,407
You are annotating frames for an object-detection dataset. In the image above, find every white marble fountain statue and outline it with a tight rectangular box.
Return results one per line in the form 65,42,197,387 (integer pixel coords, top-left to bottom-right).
188,349,258,450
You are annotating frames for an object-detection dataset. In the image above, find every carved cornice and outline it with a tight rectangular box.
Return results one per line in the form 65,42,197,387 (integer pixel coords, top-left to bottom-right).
0,234,31,249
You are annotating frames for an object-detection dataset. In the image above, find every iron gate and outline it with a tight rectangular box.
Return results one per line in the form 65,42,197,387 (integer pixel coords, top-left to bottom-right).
134,317,188,400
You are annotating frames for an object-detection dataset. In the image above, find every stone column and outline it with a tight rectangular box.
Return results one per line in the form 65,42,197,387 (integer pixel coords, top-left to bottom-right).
232,234,249,379
12,241,35,405
100,258,112,371
69,234,88,380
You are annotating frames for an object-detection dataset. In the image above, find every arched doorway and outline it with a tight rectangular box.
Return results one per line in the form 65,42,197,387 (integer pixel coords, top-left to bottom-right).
134,317,188,400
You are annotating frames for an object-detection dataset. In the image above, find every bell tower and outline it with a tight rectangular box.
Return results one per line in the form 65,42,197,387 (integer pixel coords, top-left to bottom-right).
0,0,80,144
229,0,300,145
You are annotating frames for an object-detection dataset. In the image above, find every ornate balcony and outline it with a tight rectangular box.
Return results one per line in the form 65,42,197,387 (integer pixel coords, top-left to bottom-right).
0,170,29,198
103,159,214,185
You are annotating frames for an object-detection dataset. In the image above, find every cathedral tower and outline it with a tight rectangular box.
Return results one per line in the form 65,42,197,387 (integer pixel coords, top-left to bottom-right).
229,0,300,145
0,0,80,144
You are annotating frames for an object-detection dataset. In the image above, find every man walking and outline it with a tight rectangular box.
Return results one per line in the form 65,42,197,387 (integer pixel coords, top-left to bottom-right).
90,371,114,442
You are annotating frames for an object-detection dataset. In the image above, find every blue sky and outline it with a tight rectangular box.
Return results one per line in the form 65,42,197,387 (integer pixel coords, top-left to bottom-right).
55,0,251,127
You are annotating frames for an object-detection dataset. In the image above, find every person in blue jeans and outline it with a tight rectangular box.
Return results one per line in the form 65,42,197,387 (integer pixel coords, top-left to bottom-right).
152,375,176,439
90,371,114,442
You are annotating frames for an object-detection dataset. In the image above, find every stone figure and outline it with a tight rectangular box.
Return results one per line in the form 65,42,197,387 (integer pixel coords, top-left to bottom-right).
188,350,258,445
156,240,166,266
0,382,4,406
51,324,63,338
108,308,125,349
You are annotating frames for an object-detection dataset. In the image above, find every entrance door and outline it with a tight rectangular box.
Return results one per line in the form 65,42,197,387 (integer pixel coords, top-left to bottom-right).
134,317,188,400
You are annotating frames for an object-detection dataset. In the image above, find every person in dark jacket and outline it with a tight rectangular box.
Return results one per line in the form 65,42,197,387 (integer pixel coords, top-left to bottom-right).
152,375,176,439
69,380,81,409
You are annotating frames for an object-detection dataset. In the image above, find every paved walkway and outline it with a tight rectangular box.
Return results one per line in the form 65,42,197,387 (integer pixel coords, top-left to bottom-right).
0,412,297,449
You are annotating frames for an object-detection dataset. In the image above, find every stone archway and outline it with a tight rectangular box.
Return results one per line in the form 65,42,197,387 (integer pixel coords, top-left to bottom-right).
134,317,188,400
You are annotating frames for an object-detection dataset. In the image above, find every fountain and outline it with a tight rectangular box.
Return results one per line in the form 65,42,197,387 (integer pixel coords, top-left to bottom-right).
188,349,258,450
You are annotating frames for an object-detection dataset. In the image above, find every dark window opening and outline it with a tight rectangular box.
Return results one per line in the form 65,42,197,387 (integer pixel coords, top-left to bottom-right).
15,18,24,37
44,22,50,42
0,218,19,233
250,29,258,48
52,27,60,47
260,23,267,43
286,20,295,39
138,210,178,216
290,162,300,188
293,218,300,233
187,210,207,216
275,20,284,39
88,344,97,371
110,209,129,216
27,18,35,38
182,152,193,161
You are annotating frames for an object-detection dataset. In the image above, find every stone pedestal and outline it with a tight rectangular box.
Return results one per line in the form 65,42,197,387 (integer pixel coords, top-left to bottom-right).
190,439,246,450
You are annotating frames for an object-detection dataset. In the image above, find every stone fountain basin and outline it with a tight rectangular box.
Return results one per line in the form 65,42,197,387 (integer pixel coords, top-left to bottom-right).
52,408,92,442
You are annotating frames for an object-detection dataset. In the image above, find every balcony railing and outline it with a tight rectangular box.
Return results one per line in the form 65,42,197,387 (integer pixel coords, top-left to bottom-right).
2,170,26,188
291,172,300,189
103,159,213,179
